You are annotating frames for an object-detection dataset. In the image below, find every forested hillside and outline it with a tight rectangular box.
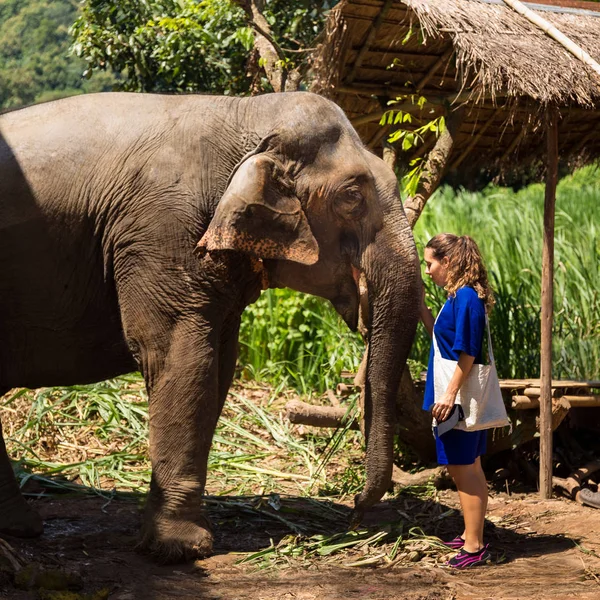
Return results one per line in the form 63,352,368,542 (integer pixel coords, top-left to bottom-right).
0,0,114,110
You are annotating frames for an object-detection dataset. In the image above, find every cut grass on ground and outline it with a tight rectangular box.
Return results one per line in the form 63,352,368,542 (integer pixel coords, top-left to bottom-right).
1,376,463,570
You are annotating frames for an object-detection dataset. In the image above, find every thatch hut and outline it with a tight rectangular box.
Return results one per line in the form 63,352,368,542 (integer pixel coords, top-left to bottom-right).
310,0,600,498
312,0,600,192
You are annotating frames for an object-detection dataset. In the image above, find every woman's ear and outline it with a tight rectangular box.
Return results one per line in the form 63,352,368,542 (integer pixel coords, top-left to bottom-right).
197,155,319,265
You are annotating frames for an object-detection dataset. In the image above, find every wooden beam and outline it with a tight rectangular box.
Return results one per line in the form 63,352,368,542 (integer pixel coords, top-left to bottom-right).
449,108,503,171
416,47,454,92
539,105,559,500
499,128,527,162
346,0,395,85
513,395,600,409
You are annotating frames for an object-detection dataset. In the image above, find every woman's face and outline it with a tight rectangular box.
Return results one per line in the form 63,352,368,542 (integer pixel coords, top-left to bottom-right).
424,247,449,288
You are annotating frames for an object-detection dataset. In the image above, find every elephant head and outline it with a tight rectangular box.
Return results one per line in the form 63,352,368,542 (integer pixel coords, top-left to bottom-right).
197,92,421,516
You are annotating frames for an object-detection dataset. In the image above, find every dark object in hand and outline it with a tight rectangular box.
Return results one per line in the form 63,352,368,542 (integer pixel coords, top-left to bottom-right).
433,404,465,436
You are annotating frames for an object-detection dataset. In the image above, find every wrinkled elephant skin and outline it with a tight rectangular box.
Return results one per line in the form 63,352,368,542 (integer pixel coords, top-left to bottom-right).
0,92,420,562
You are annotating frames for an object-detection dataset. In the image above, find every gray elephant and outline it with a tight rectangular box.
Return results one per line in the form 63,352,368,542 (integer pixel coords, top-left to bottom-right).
0,92,420,562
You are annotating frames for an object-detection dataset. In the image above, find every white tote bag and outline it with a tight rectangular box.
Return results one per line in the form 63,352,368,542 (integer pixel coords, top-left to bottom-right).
433,308,510,432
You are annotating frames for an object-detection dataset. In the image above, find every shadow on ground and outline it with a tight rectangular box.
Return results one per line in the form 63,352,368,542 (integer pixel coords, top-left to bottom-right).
0,480,583,600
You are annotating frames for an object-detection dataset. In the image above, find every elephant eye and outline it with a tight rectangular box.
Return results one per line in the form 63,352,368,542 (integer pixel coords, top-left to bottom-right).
334,189,366,221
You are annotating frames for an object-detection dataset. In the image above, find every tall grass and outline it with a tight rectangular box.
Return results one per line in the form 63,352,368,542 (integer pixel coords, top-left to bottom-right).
413,165,600,379
238,288,364,394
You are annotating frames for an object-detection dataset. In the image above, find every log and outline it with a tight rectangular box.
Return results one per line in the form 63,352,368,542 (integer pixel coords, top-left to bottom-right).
392,465,451,489
523,387,561,398
335,383,358,398
552,459,600,507
562,395,600,406
326,389,340,407
285,399,359,430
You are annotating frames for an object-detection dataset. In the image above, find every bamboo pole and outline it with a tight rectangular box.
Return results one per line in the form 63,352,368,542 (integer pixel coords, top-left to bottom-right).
502,0,600,78
539,105,558,500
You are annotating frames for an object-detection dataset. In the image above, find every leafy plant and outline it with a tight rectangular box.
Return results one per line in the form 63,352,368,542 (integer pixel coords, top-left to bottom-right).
0,0,115,109
71,0,339,95
379,96,446,197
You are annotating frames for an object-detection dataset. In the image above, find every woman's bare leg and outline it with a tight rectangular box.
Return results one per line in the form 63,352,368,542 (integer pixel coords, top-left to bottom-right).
447,459,488,552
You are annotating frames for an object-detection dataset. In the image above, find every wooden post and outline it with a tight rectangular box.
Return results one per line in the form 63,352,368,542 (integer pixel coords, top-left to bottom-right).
540,105,558,499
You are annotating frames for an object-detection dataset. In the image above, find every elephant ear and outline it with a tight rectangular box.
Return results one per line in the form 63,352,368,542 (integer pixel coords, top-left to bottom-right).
197,155,319,265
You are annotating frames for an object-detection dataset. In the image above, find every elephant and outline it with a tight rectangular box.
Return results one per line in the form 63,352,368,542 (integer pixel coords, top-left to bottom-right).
0,91,421,562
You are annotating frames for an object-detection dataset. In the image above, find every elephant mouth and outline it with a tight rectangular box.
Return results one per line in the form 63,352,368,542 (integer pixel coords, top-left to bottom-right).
331,268,361,331
332,294,359,331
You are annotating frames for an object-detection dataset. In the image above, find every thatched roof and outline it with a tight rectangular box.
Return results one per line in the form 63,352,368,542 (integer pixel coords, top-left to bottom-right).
311,0,600,184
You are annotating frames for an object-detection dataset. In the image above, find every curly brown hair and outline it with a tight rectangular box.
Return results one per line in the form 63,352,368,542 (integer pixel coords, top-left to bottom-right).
426,233,495,312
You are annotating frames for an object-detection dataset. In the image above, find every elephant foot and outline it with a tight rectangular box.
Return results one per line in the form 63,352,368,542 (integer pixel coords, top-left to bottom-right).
0,495,44,538
137,513,214,564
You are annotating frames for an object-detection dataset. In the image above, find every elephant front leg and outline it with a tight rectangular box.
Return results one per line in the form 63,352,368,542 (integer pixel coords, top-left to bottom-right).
0,419,44,538
136,322,219,563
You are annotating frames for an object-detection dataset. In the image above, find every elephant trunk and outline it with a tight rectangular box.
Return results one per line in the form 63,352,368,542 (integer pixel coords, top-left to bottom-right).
353,216,421,521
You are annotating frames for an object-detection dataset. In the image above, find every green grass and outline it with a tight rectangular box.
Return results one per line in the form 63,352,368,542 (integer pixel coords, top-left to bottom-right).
238,288,365,394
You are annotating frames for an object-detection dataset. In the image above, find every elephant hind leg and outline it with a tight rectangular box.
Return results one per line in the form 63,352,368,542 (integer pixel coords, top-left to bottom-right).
0,420,43,538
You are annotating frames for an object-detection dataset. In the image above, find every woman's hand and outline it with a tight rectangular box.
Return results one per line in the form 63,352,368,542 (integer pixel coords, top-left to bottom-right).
432,391,457,422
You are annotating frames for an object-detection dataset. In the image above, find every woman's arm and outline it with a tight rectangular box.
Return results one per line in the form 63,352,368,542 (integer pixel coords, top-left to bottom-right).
431,351,476,422
420,294,434,337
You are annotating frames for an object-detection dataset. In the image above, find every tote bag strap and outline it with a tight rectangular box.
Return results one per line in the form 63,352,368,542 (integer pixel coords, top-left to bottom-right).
432,302,445,358
485,312,496,366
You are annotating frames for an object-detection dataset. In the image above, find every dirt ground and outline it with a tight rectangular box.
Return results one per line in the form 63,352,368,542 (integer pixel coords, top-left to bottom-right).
2,487,600,600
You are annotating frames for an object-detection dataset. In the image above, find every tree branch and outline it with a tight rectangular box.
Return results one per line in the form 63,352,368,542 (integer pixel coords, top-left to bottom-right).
234,0,302,92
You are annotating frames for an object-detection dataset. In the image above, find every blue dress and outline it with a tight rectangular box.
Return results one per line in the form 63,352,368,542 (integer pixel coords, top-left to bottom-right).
423,287,487,465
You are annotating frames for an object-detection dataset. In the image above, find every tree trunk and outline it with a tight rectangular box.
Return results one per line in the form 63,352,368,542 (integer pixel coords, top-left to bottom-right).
235,0,301,93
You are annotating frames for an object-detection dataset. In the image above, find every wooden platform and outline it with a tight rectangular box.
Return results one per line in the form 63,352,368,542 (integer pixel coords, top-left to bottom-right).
500,379,600,409
500,379,600,390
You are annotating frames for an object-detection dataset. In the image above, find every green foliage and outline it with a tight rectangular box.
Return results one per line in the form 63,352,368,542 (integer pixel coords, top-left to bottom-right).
238,289,364,394
0,0,114,110
380,96,446,197
72,0,249,93
413,165,600,380
72,0,339,94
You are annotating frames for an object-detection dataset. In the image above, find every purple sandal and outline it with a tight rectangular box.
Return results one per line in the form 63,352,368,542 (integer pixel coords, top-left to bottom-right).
446,544,491,569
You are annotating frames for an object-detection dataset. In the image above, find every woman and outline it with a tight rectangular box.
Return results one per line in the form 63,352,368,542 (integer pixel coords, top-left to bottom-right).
421,233,494,569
